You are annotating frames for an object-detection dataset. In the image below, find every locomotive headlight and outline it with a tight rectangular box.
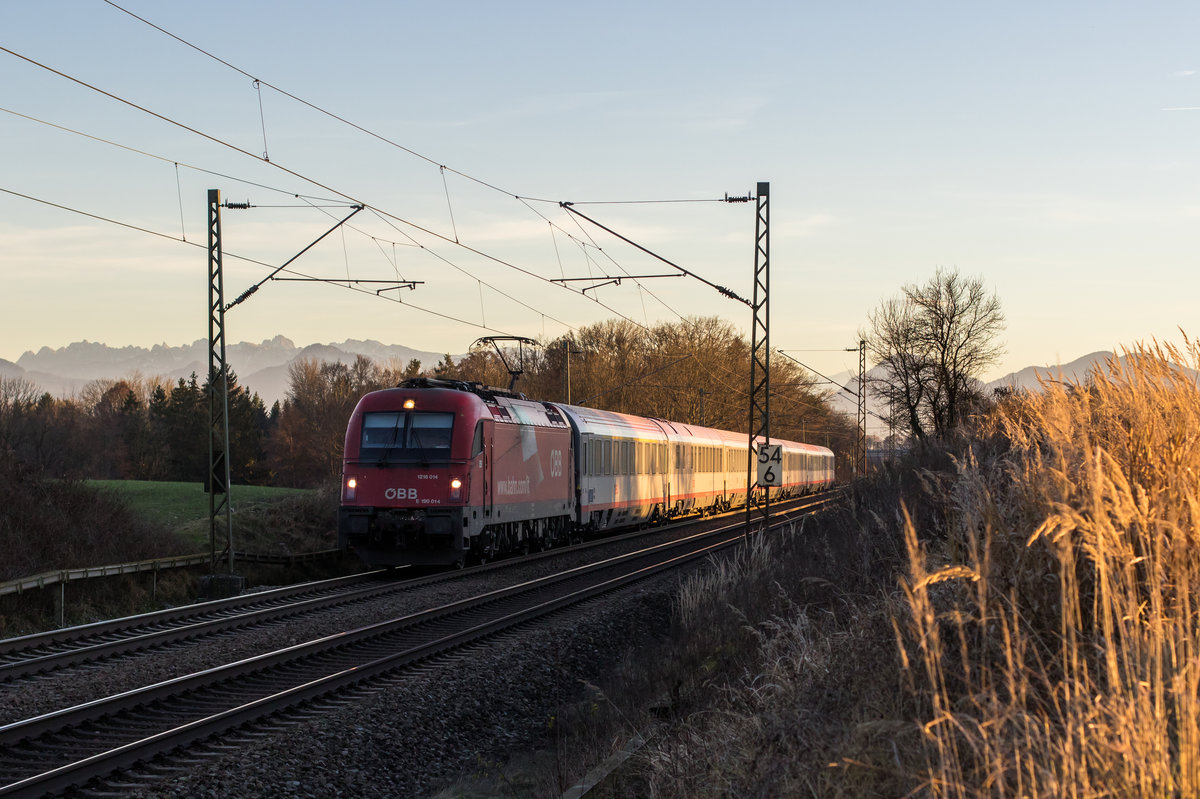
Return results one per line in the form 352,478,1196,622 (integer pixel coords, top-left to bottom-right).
403,398,416,409
450,477,463,500
344,477,358,502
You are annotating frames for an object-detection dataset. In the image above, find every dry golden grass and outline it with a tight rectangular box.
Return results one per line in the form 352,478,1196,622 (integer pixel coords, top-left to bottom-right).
466,339,1200,798
899,337,1200,796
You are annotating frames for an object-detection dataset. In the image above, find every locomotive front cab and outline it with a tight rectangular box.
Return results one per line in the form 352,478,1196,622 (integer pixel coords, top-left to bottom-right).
339,388,479,567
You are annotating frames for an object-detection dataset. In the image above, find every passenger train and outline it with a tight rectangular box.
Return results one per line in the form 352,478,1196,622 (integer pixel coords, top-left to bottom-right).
338,378,835,568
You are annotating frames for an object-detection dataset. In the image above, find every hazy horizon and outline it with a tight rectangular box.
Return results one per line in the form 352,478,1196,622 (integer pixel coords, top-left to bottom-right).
4,2,1197,386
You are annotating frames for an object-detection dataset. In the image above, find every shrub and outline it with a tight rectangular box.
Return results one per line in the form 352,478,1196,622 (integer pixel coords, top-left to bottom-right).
0,460,183,580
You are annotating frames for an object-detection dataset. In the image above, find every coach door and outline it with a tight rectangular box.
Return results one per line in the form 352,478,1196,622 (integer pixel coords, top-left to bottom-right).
482,419,494,518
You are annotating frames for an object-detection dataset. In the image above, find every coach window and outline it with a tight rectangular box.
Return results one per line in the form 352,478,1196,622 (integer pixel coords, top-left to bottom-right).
602,439,611,475
592,441,601,475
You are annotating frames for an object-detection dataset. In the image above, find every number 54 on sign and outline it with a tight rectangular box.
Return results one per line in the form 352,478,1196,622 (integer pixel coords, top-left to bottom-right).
756,444,782,487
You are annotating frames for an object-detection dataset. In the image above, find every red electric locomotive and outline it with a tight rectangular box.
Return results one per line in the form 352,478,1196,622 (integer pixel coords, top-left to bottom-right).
338,378,575,567
340,378,837,569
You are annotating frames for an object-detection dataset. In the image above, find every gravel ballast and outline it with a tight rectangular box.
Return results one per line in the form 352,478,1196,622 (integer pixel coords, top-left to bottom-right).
116,578,677,798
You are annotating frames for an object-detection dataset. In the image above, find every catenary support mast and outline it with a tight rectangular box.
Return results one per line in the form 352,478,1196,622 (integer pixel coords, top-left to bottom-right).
857,339,866,477
745,182,770,542
207,189,234,576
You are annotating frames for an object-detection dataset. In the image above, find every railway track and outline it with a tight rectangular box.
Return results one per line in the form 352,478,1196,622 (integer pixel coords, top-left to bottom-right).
0,572,389,680
0,491,839,797
0,490,837,690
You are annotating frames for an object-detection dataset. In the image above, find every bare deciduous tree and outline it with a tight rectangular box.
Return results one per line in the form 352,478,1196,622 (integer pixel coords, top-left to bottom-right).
862,268,1005,445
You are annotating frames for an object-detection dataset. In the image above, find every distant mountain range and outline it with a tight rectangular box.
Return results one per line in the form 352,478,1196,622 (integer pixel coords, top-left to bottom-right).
2,343,1187,415
0,337,450,406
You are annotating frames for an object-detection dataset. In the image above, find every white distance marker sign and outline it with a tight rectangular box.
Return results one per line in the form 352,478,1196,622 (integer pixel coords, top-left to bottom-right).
756,443,782,487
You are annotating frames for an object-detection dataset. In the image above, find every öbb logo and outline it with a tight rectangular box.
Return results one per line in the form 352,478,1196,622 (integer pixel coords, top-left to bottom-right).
385,488,418,500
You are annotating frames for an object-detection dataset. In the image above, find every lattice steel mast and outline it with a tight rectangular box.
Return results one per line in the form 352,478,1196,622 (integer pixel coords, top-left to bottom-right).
207,189,234,575
857,338,866,477
745,182,770,541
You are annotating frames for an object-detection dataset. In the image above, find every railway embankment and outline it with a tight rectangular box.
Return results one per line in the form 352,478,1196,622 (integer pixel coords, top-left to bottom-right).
4,341,1197,796
0,482,350,636
497,340,1200,798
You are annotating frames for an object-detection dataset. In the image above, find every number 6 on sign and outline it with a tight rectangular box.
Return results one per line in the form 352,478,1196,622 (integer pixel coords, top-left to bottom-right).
756,444,782,487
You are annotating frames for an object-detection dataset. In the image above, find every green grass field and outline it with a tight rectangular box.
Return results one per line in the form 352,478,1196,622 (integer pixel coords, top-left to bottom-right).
87,481,313,529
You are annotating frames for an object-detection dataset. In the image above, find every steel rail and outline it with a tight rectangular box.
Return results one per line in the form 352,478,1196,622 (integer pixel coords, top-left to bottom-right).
0,571,384,657
0,496,835,796
0,490,838,687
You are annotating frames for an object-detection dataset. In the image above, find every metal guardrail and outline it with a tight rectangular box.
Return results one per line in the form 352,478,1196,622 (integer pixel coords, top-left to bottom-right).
0,549,344,598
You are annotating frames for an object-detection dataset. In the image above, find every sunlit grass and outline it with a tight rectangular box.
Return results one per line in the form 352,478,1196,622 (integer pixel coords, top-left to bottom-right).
898,336,1200,796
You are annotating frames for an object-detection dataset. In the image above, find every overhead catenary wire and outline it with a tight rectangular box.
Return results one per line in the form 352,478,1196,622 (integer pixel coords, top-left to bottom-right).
4,183,837,428
0,105,344,206
2,51,628,335
81,7,744,331
5,18,796,409
0,44,645,337
100,0,556,203
0,185,521,337
559,203,751,307
778,350,889,423
105,0,748,223
3,33,744,358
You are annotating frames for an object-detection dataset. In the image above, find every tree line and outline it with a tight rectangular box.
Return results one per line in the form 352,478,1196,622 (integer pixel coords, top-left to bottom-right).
0,316,861,488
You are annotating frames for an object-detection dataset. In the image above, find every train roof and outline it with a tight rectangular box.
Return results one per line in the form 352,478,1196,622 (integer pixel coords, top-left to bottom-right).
361,378,568,429
552,403,670,439
552,402,832,455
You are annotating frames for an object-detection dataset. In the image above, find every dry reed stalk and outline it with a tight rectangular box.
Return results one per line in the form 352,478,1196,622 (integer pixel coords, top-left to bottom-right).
899,337,1200,797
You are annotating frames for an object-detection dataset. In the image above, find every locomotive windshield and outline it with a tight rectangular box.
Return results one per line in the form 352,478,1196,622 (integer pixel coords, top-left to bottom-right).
361,411,453,457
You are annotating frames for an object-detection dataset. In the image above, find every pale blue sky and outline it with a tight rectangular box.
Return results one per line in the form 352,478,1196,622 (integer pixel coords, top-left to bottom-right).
2,1,1197,384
